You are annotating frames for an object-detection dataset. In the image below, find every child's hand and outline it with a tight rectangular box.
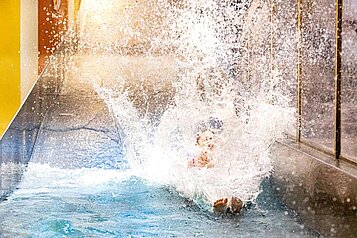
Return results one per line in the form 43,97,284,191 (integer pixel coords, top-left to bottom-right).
187,158,195,167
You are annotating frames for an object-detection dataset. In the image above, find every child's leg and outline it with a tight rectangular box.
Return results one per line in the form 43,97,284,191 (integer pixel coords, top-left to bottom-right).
228,196,244,214
213,198,228,213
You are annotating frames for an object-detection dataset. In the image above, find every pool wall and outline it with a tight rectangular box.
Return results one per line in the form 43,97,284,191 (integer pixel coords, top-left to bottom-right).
270,139,357,237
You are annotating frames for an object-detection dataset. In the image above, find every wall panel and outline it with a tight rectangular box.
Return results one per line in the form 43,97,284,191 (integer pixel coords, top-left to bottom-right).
0,0,21,137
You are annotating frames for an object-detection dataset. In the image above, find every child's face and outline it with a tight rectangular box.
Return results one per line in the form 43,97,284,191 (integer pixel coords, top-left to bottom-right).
197,130,214,147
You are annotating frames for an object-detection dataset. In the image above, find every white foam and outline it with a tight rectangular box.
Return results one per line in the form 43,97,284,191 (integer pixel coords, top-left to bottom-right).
76,0,295,208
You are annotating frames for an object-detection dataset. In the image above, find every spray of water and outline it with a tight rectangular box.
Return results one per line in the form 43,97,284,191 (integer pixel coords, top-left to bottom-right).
76,0,295,210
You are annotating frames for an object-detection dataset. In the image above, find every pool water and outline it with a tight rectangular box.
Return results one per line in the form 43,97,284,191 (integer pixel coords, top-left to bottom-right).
0,163,320,238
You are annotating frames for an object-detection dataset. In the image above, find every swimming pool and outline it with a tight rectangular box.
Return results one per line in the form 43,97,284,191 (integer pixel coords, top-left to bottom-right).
0,76,319,237
0,162,320,238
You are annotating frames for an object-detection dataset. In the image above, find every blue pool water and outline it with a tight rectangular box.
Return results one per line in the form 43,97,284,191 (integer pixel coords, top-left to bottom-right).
0,163,320,238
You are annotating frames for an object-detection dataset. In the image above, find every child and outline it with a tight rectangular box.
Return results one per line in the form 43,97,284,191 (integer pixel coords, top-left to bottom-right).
188,129,216,168
188,119,244,214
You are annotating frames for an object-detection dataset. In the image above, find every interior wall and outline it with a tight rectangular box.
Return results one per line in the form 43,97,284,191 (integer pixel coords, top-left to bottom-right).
38,0,68,72
68,0,74,28
20,0,38,101
74,0,81,20
78,0,166,49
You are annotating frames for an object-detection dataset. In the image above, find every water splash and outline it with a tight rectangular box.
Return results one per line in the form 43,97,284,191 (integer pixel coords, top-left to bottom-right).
77,0,294,209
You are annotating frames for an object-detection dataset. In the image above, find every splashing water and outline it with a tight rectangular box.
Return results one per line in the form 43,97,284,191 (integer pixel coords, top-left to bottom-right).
77,0,295,210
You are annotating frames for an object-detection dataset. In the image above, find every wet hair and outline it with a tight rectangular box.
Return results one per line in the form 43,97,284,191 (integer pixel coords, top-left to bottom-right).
208,117,223,133
194,117,224,141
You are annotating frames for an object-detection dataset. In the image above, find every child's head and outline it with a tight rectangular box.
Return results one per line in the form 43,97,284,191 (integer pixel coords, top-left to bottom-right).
196,130,214,147
195,117,223,149
208,117,223,134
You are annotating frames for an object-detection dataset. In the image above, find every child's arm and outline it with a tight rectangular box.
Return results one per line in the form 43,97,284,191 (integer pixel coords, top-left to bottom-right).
205,162,215,168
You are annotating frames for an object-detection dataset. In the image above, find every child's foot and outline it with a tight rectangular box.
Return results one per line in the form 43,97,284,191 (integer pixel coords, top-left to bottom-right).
213,198,228,213
229,196,243,214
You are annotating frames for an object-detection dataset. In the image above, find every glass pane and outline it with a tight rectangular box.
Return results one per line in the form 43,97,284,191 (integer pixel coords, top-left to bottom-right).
275,1,298,136
301,1,335,149
342,2,357,159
